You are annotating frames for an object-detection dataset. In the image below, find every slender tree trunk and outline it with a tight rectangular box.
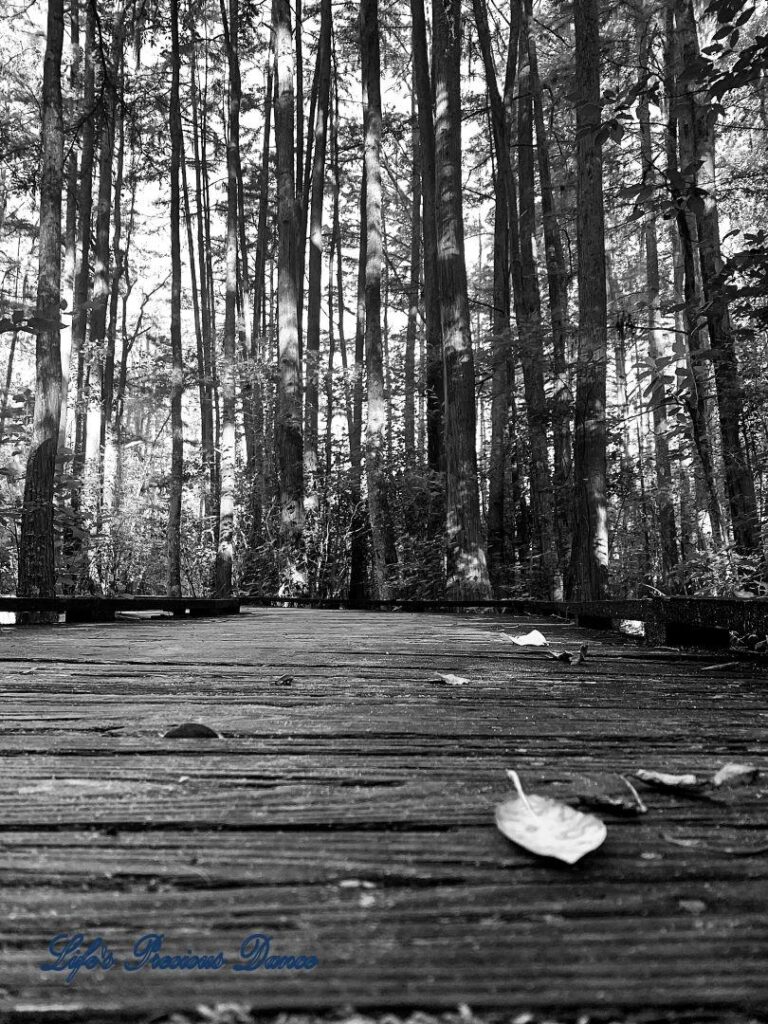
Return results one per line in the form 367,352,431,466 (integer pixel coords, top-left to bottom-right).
360,0,397,599
527,4,572,575
568,0,609,599
666,4,723,543
167,0,184,597
69,3,95,518
410,0,443,473
637,10,678,578
59,0,80,457
189,20,216,526
348,168,367,604
215,0,240,597
517,12,557,596
404,89,420,468
90,2,124,524
304,0,332,511
18,0,64,610
434,0,491,599
676,0,760,555
273,0,304,544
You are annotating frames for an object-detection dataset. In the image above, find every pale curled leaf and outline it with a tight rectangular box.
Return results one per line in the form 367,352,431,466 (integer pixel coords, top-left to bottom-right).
496,771,607,864
432,672,469,687
500,629,549,647
712,762,759,787
635,768,702,791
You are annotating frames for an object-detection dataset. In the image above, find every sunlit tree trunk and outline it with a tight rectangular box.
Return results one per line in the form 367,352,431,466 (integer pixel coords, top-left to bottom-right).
18,0,64,611
166,0,184,597
304,0,332,512
517,12,557,597
434,0,491,599
410,0,442,473
360,0,397,599
273,0,304,544
568,0,609,600
404,89,420,468
637,9,678,579
215,0,241,597
527,2,572,577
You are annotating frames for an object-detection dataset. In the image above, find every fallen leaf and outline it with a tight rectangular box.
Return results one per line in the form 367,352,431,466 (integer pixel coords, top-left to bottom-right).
432,672,469,686
577,777,647,817
678,898,707,914
545,650,573,663
574,644,589,665
712,762,759,787
500,629,549,647
495,770,607,864
163,723,221,739
635,768,702,791
273,673,293,686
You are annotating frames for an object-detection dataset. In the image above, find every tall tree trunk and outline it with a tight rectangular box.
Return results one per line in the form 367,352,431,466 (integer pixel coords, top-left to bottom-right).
59,0,79,457
18,0,64,610
348,167,367,604
90,1,124,525
189,19,216,526
273,0,304,544
403,89,420,469
517,11,557,597
675,0,760,555
69,3,95,519
666,4,723,544
568,0,609,599
527,4,573,576
304,0,332,511
215,0,240,597
410,0,442,473
360,0,397,599
637,9,678,579
167,0,184,597
434,0,491,599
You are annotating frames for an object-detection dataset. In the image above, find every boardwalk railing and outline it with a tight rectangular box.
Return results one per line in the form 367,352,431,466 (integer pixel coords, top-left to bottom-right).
0,596,240,623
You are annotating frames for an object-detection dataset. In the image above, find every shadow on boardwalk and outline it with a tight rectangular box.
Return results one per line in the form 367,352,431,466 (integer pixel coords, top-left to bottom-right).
2,608,768,1021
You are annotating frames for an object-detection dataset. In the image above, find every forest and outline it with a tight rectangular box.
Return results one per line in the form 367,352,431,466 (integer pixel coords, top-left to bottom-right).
0,0,767,606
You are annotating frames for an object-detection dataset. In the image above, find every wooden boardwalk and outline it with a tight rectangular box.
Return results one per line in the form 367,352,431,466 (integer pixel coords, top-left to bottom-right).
2,607,768,1021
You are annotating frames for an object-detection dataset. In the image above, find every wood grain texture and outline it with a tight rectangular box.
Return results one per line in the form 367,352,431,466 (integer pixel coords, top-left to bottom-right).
1,608,767,1020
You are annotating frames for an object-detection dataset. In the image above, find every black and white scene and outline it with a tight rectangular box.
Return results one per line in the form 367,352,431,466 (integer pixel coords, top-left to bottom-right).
1,0,768,1019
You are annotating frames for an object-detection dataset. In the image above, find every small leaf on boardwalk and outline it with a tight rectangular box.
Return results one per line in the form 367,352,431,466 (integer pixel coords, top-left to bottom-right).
163,723,221,739
635,768,702,791
495,770,607,864
712,762,759,787
432,672,469,686
500,629,549,646
273,674,294,686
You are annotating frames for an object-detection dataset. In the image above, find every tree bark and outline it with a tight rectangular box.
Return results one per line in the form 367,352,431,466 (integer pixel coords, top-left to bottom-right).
215,0,240,597
527,4,573,576
403,89,420,468
69,3,96,519
166,0,184,597
18,0,64,609
517,8,558,597
273,0,304,543
410,0,443,473
675,0,760,555
568,0,609,600
434,0,492,599
360,0,397,599
637,9,678,578
304,0,332,511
